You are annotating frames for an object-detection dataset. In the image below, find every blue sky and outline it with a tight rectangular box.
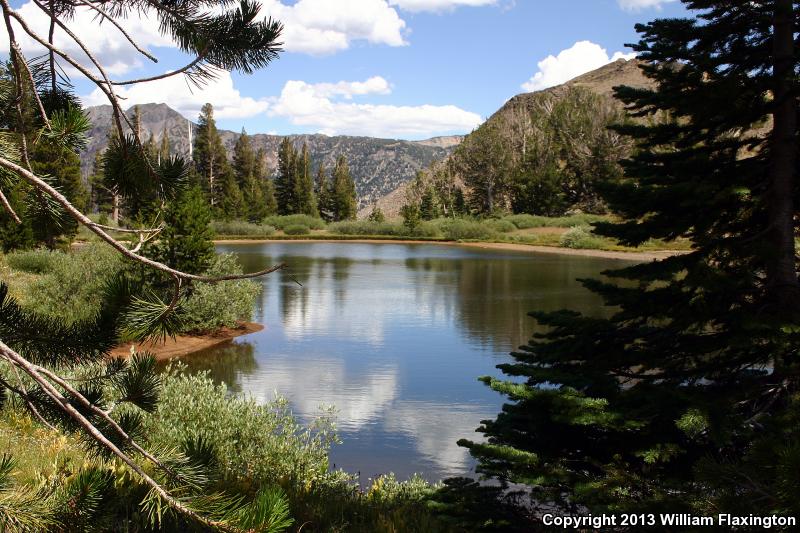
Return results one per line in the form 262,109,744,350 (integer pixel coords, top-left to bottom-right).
7,0,687,139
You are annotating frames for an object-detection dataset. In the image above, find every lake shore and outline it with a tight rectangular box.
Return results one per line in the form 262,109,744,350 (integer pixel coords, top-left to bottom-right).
110,322,264,361
214,238,684,261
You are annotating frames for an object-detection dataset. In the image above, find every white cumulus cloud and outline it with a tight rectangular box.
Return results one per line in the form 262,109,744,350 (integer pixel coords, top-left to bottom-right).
261,0,407,55
618,0,676,11
81,71,269,120
310,76,392,99
0,1,173,76
389,0,497,12
521,40,636,92
2,0,421,81
269,77,482,138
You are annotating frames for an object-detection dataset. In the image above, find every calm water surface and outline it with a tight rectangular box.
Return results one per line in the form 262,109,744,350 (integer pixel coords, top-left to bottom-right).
181,242,635,483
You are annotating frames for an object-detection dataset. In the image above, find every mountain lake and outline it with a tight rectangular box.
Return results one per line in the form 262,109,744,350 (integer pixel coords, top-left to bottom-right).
176,241,638,484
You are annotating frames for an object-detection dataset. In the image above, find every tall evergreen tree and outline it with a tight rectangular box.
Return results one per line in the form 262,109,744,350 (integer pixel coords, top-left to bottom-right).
29,124,86,247
294,142,317,216
331,155,357,221
419,187,439,221
217,167,243,220
193,103,231,208
232,129,262,220
455,120,511,215
144,131,159,161
454,0,800,525
274,137,297,215
233,129,257,189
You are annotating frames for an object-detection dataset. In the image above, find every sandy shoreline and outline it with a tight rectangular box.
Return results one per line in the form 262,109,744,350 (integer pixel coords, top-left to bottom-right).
110,322,264,361
214,238,683,262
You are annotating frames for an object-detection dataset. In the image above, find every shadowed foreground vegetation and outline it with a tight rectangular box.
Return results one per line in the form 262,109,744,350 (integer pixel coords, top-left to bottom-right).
0,364,449,532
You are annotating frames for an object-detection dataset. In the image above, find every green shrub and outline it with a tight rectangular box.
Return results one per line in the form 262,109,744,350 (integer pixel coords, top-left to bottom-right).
19,244,124,324
434,219,496,241
9,245,260,334
180,254,262,333
283,224,310,236
263,214,325,231
147,367,340,491
559,225,604,249
211,220,276,237
411,221,442,239
5,248,64,274
504,213,609,229
483,219,516,233
328,220,405,236
367,206,386,223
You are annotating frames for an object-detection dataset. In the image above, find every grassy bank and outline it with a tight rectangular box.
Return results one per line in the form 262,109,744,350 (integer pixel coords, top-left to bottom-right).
209,214,692,254
1,244,261,335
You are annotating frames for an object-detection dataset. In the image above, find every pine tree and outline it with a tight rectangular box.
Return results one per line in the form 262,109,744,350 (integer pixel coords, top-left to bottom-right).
193,103,231,208
454,0,800,524
331,155,357,221
419,187,438,221
256,178,278,220
144,131,159,162
274,137,297,215
455,120,511,215
0,182,34,251
233,129,257,188
30,134,86,247
293,142,317,217
89,151,111,213
149,186,215,274
453,188,467,216
217,167,243,220
400,203,420,232
232,129,264,220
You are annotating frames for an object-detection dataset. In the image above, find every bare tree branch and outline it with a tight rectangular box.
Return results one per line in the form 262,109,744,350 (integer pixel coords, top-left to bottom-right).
112,46,211,86
0,187,21,223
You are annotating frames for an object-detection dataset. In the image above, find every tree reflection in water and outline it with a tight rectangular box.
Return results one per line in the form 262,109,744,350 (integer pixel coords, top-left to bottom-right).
161,342,259,394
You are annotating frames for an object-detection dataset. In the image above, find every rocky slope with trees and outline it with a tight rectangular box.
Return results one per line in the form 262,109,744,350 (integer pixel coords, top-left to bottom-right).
363,58,655,218
83,104,462,209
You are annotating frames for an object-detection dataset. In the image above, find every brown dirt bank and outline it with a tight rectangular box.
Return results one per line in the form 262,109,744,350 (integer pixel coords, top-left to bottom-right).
111,322,263,361
214,238,684,262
